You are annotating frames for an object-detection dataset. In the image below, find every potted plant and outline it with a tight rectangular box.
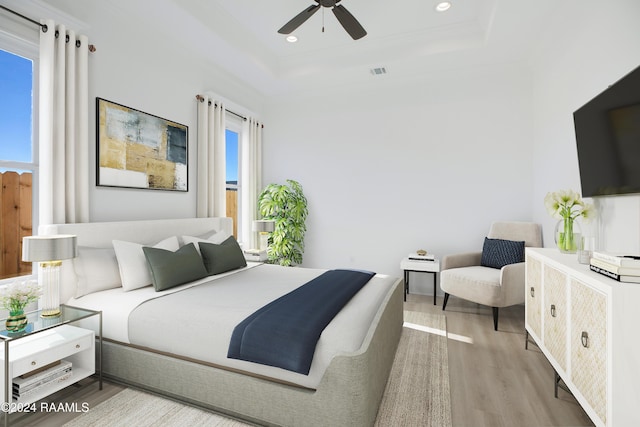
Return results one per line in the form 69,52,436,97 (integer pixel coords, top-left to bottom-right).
258,179,308,266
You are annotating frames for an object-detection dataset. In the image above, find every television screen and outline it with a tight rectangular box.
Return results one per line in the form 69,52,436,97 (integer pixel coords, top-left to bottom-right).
574,65,640,197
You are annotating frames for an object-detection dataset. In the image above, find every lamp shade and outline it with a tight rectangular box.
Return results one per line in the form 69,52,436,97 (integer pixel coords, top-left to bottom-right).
22,235,78,262
252,220,275,233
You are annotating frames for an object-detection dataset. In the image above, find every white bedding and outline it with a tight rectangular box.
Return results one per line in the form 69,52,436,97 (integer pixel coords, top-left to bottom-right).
68,262,396,389
67,262,263,343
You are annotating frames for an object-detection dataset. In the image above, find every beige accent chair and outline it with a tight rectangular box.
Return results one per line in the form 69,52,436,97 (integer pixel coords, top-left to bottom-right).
440,221,542,331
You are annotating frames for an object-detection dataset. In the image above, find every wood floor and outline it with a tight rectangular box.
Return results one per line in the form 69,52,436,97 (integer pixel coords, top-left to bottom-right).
405,293,594,427
9,293,594,427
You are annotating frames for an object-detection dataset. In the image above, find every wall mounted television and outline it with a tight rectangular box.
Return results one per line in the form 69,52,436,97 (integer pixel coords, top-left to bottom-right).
574,64,640,197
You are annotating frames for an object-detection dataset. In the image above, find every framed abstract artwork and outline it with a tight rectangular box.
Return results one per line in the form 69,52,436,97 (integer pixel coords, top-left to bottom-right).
96,98,188,191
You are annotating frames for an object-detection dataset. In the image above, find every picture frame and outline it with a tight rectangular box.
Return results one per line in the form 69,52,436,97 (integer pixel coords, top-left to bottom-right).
96,98,188,191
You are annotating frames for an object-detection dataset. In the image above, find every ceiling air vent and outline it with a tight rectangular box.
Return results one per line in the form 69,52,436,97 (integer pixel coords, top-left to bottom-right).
370,67,387,76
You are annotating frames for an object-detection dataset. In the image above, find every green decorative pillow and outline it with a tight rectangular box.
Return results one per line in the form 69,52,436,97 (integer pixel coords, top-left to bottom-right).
142,243,208,291
199,236,247,275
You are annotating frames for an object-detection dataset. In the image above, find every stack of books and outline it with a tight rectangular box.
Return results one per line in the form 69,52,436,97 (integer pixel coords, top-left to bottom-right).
408,252,435,261
589,252,640,283
13,359,72,402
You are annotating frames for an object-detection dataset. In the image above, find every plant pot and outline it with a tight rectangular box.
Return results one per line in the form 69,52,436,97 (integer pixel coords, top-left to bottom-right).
6,309,28,333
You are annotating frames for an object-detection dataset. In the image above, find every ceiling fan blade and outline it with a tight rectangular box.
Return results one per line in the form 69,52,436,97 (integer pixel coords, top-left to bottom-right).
332,4,367,40
278,4,321,34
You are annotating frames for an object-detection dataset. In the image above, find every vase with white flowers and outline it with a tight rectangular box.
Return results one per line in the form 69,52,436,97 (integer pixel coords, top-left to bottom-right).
0,279,42,333
544,189,595,254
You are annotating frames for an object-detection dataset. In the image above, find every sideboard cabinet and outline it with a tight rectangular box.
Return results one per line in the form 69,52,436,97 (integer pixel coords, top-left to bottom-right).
525,248,640,427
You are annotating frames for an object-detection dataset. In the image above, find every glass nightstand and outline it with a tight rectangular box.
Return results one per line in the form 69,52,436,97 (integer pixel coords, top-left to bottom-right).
0,304,102,426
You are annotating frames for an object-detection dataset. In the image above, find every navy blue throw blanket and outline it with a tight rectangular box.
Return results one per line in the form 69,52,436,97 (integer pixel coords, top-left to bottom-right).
227,269,375,375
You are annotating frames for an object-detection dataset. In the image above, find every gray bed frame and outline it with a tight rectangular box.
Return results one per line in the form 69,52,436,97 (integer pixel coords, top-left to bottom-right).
42,218,403,426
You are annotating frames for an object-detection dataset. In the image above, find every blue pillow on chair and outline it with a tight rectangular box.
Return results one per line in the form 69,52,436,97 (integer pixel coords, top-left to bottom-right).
480,237,525,269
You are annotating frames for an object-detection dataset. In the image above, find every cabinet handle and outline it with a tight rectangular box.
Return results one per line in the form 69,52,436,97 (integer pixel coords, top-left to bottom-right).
581,331,589,348
76,344,80,349
550,304,556,317
31,361,36,366
530,287,535,297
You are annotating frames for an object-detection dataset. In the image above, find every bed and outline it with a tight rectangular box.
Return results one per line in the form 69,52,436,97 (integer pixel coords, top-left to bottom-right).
40,217,403,426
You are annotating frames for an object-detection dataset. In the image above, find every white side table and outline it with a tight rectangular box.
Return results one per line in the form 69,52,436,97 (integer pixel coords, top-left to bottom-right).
0,305,101,426
400,258,440,304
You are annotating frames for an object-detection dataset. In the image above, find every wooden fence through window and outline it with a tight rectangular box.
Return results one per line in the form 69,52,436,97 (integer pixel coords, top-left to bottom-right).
226,189,238,237
0,171,32,280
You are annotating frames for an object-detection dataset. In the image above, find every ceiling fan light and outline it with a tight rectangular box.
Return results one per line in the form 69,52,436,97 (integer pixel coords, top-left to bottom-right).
286,35,298,43
278,2,366,40
435,2,452,12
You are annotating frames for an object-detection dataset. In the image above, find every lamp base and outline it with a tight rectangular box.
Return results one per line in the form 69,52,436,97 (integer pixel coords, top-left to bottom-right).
259,232,269,251
39,262,62,319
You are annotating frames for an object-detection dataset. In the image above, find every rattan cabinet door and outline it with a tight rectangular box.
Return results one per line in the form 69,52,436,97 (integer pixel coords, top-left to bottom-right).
525,255,542,339
571,278,607,426
543,265,568,372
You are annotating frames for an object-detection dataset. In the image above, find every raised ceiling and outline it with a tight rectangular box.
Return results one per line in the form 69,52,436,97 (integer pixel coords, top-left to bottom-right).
21,0,558,96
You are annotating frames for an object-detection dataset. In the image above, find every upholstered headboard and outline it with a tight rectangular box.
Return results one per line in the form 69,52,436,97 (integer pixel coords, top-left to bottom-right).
39,217,233,304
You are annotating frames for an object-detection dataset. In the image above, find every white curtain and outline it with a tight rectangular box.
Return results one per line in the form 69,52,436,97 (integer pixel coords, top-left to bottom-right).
196,97,226,218
241,118,263,249
39,20,90,225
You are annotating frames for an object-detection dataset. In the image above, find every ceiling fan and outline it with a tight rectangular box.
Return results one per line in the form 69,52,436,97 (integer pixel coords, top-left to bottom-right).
278,0,367,40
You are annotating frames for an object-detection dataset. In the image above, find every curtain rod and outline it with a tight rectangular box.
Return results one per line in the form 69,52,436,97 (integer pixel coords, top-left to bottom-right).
195,94,263,128
0,5,96,52
0,5,41,28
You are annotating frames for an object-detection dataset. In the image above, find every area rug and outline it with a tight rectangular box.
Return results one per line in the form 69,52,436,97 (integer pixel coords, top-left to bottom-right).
61,388,251,427
375,311,452,427
64,311,451,427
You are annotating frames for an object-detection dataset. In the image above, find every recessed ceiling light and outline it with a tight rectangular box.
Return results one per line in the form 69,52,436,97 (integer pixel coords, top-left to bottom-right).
286,35,298,43
435,2,452,12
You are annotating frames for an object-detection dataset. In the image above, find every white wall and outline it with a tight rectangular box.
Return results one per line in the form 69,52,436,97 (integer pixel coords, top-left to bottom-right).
71,0,535,295
39,0,267,221
263,0,640,290
12,0,640,296
264,64,534,293
530,0,640,254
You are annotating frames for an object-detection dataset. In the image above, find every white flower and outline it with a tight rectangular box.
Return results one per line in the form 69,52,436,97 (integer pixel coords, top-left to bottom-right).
544,192,562,219
0,279,42,313
580,202,596,223
544,189,594,223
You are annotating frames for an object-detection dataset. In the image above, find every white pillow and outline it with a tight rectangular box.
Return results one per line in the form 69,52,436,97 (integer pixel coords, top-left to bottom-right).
72,247,122,298
177,229,218,246
113,236,180,291
181,230,231,254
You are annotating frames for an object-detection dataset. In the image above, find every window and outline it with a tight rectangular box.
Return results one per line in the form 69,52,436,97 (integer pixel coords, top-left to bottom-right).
225,115,242,238
0,46,38,281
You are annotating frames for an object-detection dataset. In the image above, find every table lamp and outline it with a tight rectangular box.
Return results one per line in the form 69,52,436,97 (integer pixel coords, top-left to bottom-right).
22,235,77,317
252,220,275,251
